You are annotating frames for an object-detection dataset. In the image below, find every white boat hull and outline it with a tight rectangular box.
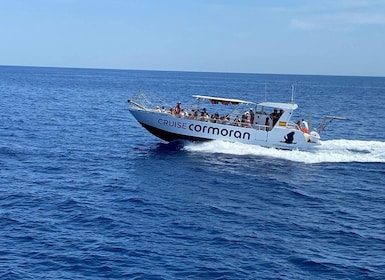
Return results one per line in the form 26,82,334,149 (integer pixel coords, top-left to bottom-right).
129,109,320,150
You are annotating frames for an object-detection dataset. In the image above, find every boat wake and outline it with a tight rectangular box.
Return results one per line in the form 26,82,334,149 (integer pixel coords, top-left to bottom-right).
183,139,385,164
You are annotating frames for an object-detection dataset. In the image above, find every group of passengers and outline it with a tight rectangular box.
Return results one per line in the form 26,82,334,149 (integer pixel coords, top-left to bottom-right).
155,105,167,113
232,108,254,128
156,102,288,131
211,113,231,124
167,102,222,122
269,108,284,126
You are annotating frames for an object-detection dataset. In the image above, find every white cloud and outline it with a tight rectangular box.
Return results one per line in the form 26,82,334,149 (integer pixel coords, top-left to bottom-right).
288,0,385,30
290,12,385,31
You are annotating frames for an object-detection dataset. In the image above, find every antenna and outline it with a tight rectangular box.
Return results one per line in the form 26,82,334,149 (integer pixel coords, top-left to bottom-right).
264,83,267,101
291,84,295,103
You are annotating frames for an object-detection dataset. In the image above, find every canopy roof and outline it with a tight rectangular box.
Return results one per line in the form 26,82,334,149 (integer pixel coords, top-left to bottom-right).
192,95,298,110
258,102,298,110
193,95,256,105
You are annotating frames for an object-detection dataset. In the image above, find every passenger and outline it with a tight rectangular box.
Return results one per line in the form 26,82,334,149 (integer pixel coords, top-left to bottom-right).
241,113,248,122
211,113,219,123
155,106,161,112
249,108,255,126
234,115,241,126
175,102,182,115
296,120,301,130
301,119,309,133
219,115,227,124
202,108,209,118
278,109,284,118
265,117,270,131
189,109,196,119
200,111,209,121
181,108,188,117
161,106,166,112
270,109,280,126
241,113,250,127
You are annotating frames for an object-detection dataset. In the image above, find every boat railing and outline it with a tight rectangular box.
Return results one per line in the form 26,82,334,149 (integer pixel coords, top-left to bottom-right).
170,111,272,131
255,124,270,131
318,115,347,133
128,92,172,111
130,98,275,132
285,121,298,130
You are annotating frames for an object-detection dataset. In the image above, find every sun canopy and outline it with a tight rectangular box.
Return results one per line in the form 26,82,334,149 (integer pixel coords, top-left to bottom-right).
258,102,298,110
193,95,256,105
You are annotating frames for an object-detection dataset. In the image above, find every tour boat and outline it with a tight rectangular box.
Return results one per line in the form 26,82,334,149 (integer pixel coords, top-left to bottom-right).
127,92,343,150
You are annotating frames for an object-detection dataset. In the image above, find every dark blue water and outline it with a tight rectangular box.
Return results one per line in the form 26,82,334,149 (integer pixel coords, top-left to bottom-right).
1,66,385,279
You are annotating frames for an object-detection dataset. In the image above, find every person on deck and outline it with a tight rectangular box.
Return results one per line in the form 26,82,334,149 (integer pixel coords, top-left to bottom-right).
301,119,309,133
296,120,302,130
270,109,280,126
249,108,255,126
175,102,182,115
265,117,270,131
234,116,241,126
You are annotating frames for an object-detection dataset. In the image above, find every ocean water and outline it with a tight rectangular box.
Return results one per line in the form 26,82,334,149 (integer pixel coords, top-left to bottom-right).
1,66,385,279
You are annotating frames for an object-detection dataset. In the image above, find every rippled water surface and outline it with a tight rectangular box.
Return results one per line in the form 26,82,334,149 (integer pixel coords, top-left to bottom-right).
1,66,385,279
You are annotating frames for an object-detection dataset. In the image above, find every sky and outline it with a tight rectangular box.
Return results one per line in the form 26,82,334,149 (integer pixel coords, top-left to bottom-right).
1,0,385,76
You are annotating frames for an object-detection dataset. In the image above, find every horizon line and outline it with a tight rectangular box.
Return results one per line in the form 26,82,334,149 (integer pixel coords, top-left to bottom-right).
0,64,384,79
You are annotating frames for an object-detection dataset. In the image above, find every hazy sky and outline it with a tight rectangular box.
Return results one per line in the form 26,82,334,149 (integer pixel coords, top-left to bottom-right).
1,0,384,76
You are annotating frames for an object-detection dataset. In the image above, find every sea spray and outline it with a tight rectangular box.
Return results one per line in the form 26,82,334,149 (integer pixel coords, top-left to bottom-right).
183,140,385,164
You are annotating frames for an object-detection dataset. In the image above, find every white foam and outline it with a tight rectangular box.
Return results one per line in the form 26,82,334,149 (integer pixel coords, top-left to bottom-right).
184,139,385,164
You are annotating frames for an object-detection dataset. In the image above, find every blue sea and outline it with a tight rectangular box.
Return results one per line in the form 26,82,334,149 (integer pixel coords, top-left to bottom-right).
1,66,385,279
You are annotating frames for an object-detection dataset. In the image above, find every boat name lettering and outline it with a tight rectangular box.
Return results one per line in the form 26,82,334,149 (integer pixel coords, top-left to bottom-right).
158,118,187,129
188,124,250,140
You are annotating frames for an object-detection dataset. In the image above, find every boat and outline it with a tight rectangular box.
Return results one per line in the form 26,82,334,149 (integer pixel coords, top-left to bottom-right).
127,92,344,150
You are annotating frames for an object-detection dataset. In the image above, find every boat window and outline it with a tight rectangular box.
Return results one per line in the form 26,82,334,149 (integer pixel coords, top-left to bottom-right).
255,105,265,114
